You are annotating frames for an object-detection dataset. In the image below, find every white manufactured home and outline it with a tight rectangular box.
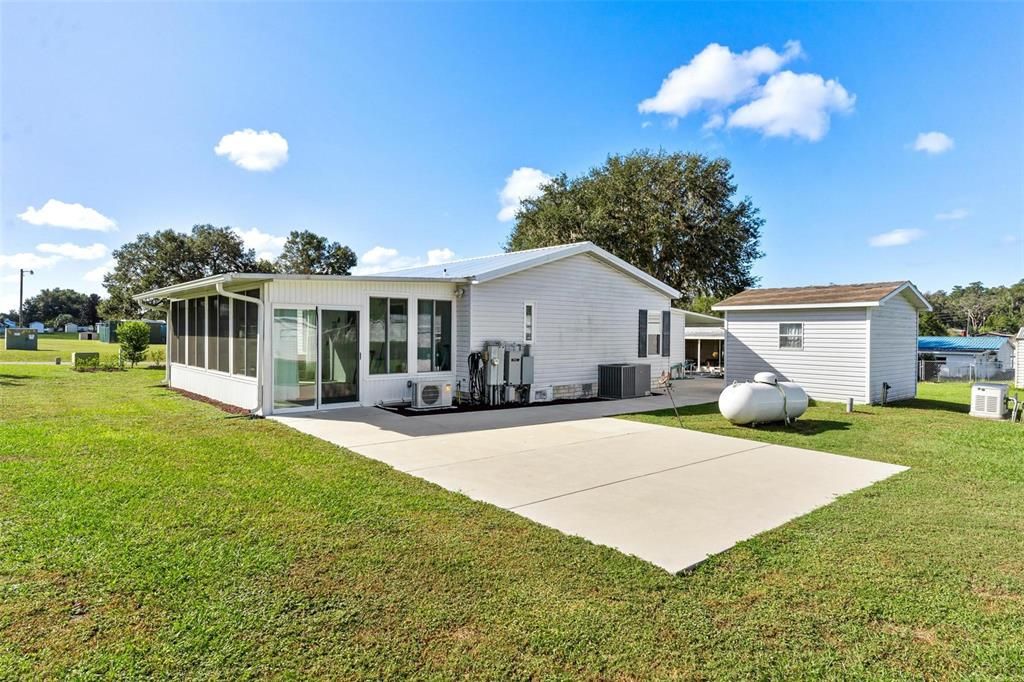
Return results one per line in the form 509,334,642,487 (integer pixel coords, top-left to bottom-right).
713,281,932,404
134,242,681,415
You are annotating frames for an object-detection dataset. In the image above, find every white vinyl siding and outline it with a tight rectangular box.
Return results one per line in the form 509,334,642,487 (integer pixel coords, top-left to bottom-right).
466,252,672,390
724,308,869,403
1015,338,1024,389
869,293,919,403
263,278,456,408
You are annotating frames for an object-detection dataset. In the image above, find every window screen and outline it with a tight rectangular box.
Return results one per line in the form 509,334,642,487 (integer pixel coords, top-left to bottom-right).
369,297,408,374
647,316,661,356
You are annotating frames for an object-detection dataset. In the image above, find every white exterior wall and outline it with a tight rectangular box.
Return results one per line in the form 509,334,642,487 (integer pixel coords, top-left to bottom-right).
467,253,673,393
669,309,687,365
724,308,870,403
868,293,919,403
168,364,258,409
1016,339,1024,388
265,278,457,409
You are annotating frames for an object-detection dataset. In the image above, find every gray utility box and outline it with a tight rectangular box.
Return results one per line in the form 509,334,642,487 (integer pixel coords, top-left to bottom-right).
598,363,651,399
521,355,535,385
504,347,523,384
484,344,504,386
4,328,38,350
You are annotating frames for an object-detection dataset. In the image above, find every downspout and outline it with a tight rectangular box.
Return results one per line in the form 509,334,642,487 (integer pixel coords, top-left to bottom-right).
215,282,264,417
139,302,170,385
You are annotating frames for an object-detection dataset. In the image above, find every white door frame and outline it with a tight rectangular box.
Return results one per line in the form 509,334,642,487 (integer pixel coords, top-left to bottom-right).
317,305,361,411
269,304,319,415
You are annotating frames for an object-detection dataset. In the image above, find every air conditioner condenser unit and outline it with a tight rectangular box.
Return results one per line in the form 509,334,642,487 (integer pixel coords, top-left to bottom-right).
411,381,453,410
970,382,1008,419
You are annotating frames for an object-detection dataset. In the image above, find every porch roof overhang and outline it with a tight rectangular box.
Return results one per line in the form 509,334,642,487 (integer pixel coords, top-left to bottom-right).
132,272,470,302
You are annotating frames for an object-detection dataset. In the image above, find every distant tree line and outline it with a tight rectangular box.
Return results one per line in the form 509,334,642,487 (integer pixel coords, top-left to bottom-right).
4,289,101,328
920,280,1024,336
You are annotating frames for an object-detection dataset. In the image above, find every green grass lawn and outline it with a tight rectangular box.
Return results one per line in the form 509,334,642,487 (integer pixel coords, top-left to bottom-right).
1,367,1022,678
0,332,115,363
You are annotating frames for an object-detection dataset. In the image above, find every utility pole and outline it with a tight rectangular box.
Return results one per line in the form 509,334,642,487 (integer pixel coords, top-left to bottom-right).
19,268,33,327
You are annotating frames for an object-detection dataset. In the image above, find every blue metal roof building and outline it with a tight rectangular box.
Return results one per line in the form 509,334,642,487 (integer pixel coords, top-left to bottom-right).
918,336,1008,353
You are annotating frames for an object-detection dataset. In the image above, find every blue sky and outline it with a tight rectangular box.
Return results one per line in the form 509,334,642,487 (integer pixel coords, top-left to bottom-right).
2,2,1022,313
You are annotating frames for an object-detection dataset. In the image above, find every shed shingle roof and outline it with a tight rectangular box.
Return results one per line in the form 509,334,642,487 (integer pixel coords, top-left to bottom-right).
715,281,913,308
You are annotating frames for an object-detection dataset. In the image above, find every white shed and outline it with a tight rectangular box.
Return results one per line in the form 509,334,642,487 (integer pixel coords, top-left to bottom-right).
134,242,681,415
1016,328,1024,389
713,281,932,404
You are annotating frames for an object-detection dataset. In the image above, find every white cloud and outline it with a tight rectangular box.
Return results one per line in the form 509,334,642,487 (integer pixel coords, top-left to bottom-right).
727,71,855,141
935,208,968,221
17,199,116,231
497,167,552,222
638,40,855,141
868,229,925,247
84,259,115,285
913,131,954,155
351,246,456,275
0,252,63,270
639,41,802,118
214,129,289,171
640,121,653,129
36,242,107,261
231,227,287,261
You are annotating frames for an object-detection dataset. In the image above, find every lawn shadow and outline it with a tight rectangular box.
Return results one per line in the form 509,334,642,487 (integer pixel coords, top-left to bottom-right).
903,398,970,415
0,373,30,387
745,419,852,437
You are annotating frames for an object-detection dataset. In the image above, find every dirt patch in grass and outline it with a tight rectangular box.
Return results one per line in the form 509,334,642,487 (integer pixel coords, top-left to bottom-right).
168,387,252,415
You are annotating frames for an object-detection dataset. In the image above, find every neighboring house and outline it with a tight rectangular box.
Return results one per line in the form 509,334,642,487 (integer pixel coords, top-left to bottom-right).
918,336,1015,380
97,320,167,344
133,242,680,415
27,321,45,332
713,281,931,404
1017,328,1024,389
64,323,80,333
669,309,724,371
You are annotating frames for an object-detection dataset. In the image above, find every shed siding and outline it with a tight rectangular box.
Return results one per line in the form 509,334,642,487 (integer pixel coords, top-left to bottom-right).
265,279,457,408
468,252,672,391
1016,341,1024,388
869,294,919,402
724,308,869,403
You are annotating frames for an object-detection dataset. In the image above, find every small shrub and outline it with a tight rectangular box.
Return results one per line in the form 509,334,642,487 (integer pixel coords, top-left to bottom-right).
117,321,151,368
148,347,166,367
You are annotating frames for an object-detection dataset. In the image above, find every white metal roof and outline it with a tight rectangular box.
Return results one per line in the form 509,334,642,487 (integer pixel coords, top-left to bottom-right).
364,241,680,297
133,242,680,301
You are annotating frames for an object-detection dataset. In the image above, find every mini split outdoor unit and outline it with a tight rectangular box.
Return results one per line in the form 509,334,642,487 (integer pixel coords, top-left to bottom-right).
411,381,453,410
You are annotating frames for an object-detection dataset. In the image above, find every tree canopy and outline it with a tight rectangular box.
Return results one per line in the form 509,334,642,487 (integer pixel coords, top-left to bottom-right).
922,280,1024,335
101,225,262,319
274,230,357,275
505,150,764,305
16,288,96,327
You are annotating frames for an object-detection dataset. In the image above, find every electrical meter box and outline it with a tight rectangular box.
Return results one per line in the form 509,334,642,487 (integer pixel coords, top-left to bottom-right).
504,347,523,384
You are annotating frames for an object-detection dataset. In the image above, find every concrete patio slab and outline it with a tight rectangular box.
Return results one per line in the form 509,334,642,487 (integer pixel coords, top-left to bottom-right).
272,381,906,573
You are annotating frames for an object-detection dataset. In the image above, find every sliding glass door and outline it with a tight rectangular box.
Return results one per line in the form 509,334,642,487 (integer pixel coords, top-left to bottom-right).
272,308,318,410
272,306,360,412
320,308,359,405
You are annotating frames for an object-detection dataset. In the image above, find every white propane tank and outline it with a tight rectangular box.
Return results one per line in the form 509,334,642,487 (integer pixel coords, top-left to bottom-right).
718,373,809,425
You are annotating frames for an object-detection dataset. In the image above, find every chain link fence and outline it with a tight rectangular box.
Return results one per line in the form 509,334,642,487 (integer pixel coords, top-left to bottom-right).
918,359,1014,382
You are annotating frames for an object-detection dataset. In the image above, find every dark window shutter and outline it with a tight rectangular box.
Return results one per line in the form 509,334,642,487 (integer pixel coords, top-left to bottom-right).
638,309,647,357
661,310,671,357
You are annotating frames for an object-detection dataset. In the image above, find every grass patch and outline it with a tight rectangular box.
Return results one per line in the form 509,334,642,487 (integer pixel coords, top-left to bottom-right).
0,333,115,363
1,368,1022,678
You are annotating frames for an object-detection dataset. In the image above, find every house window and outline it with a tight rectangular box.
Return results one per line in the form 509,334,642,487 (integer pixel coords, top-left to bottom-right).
779,322,803,349
187,297,205,368
647,315,661,356
206,295,230,372
232,289,260,378
417,299,452,372
369,297,408,374
524,302,535,343
170,300,186,364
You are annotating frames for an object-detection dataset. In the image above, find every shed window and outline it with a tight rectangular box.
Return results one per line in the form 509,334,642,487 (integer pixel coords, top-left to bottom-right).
417,299,452,372
647,316,661,356
206,295,230,372
524,302,535,343
369,297,408,374
779,322,803,349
